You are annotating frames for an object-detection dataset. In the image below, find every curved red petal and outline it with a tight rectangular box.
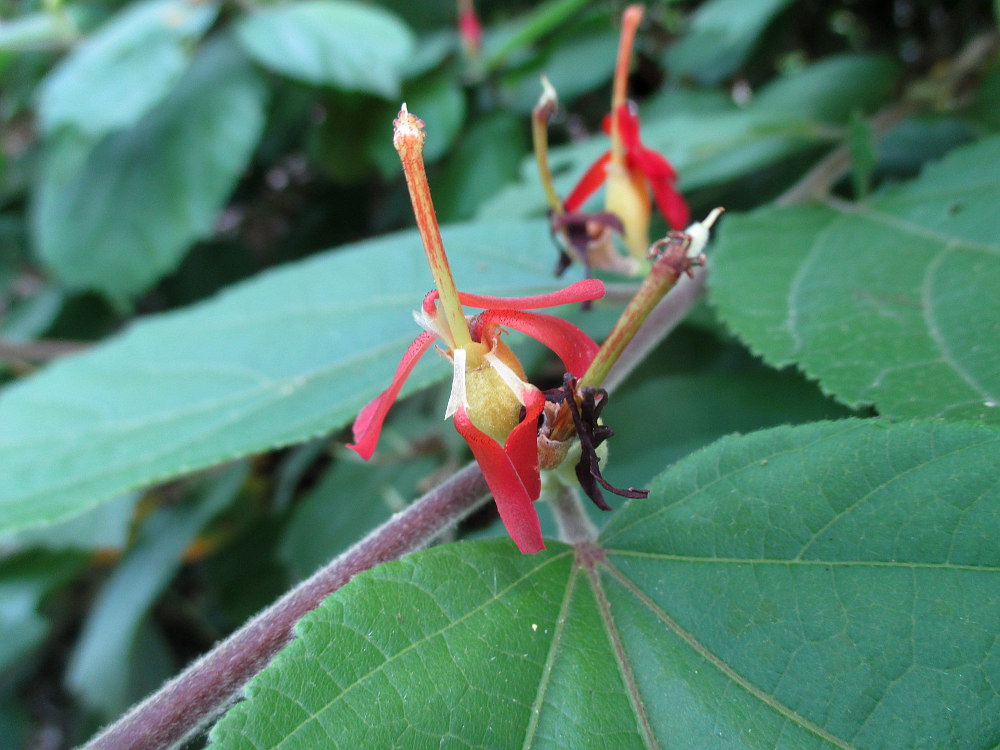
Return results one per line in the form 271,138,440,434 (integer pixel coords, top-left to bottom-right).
347,331,437,460
626,144,687,229
474,310,599,378
615,104,642,151
504,387,545,500
454,407,545,554
647,172,690,229
452,279,605,310
564,151,612,212
422,290,438,315
630,145,677,181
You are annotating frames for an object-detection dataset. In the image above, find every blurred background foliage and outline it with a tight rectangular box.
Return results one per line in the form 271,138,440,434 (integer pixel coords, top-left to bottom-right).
0,0,997,746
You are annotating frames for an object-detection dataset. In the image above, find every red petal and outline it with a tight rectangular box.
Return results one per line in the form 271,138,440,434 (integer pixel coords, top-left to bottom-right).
504,387,545,500
422,290,438,315
347,331,436,460
613,104,642,152
629,145,677,181
642,166,690,229
454,407,545,554
473,310,599,378
564,151,612,212
452,279,605,310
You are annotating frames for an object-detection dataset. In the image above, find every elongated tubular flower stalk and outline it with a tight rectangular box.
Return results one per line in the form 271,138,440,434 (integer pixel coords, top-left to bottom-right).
562,4,689,259
532,76,564,217
609,4,643,169
394,105,471,351
349,107,606,553
580,208,723,392
532,77,632,278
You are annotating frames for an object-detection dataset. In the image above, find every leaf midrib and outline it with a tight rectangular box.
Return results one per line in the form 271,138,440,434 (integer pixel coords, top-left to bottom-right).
604,551,1000,572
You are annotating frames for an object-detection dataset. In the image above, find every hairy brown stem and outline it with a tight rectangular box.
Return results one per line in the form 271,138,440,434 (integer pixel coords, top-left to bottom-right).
0,337,89,363
79,463,489,750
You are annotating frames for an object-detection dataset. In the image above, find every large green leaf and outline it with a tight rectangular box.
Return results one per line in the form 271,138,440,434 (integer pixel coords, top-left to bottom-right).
31,39,267,301
664,0,797,85
710,135,1000,423
235,0,414,97
37,0,218,136
0,220,587,535
208,419,1000,748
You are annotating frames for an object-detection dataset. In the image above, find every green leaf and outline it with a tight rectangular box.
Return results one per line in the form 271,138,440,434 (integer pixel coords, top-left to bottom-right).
0,220,587,536
433,115,528,221
235,0,414,97
665,0,797,85
31,39,267,301
481,0,592,72
710,135,1000,423
876,115,974,180
603,367,851,492
3,491,140,551
500,29,619,112
0,550,85,673
37,0,219,136
0,6,84,52
208,420,1000,748
65,463,246,717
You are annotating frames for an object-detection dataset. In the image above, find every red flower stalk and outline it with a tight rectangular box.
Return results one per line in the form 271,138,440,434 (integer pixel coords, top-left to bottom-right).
348,106,606,554
561,4,689,259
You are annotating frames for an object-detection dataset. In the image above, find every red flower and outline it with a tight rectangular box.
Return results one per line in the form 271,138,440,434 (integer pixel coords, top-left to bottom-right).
564,103,689,235
348,280,605,554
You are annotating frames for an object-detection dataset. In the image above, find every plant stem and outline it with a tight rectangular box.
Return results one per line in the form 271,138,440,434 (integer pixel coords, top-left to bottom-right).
579,237,699,391
0,337,88,363
532,77,563,215
79,463,489,750
394,106,472,349
602,265,708,393
549,481,597,545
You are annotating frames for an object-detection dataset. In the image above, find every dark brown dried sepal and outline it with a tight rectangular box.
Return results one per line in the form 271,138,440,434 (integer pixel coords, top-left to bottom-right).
545,374,648,511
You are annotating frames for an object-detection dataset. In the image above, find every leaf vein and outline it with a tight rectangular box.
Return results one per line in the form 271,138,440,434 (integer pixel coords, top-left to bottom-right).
601,559,854,749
